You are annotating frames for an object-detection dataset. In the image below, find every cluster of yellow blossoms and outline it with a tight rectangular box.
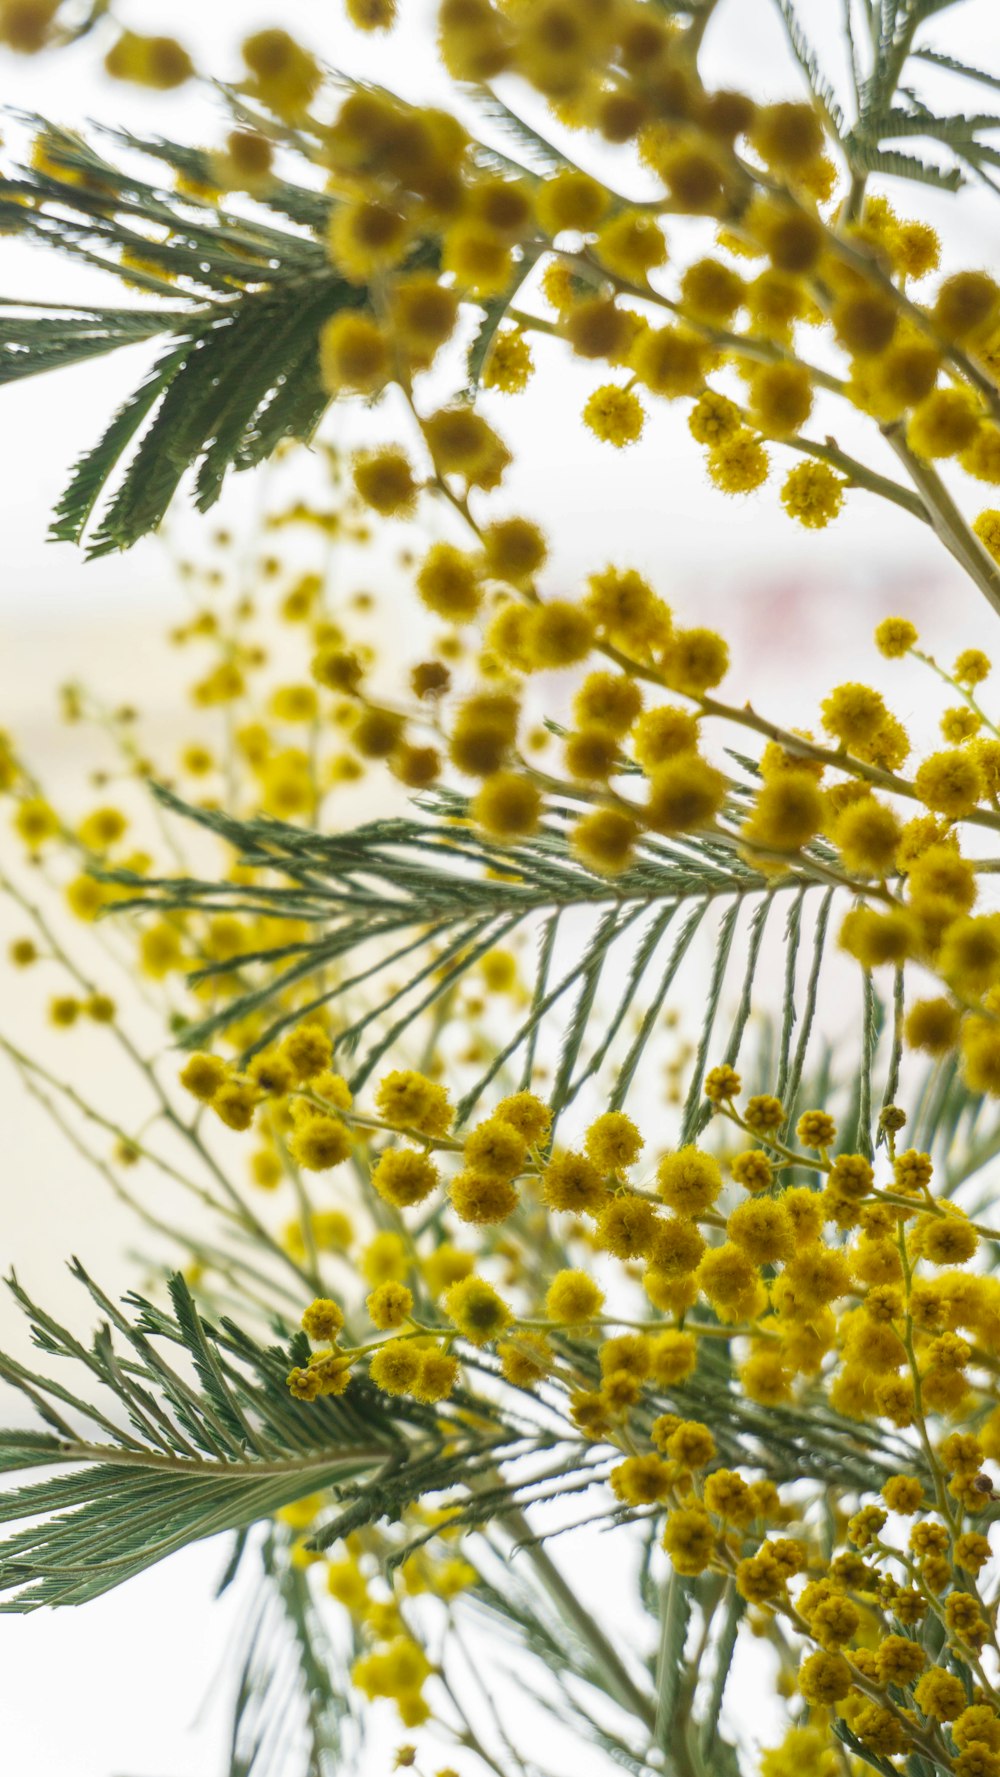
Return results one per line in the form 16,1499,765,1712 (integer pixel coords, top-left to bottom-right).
279,1491,475,1731
298,567,1000,1106
11,3,1000,1774
178,1012,1000,1768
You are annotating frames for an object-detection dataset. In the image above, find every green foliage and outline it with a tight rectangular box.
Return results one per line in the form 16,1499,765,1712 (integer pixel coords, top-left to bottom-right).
0,1262,522,1610
0,122,362,554
0,1251,935,1617
0,100,540,548
774,0,1000,196
103,783,866,1140
226,1531,351,1777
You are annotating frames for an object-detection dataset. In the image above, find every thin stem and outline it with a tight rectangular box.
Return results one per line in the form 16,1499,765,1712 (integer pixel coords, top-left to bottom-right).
883,425,1000,621
499,1504,657,1732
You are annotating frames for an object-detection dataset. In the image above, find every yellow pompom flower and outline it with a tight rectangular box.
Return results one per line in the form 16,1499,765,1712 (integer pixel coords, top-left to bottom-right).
973,509,1000,564
367,1282,413,1330
833,796,902,876
470,772,542,840
657,1146,722,1215
875,616,918,658
215,128,275,195
907,388,981,458
524,601,594,669
423,406,510,486
748,363,813,435
905,996,961,1055
839,906,917,968
545,1269,604,1323
327,198,411,282
482,328,534,393
662,627,729,695
585,1110,643,1171
482,517,547,587
704,1064,742,1104
934,271,1000,341
632,326,707,399
820,681,889,749
416,543,483,620
442,1275,512,1345
610,1454,673,1505
441,223,513,297
594,211,668,282
780,461,845,527
573,672,643,736
288,1115,352,1171
662,1506,715,1575
913,1666,968,1722
832,289,899,357
375,1069,453,1137
570,807,639,875
179,1052,228,1103
301,1298,345,1343
645,753,728,834
352,446,418,517
955,647,991,685
372,1148,439,1209
241,28,320,115
414,1348,460,1403
0,0,60,53
563,298,639,365
369,1340,422,1396
914,749,984,818
798,1651,852,1705
727,1196,794,1264
749,101,824,173
688,390,743,446
360,1232,410,1288
319,312,390,395
534,169,609,235
389,276,460,367
463,1117,526,1181
706,429,770,494
449,1171,518,1224
743,771,824,852
679,257,745,324
584,565,671,650
583,384,646,447
104,30,194,89
346,0,398,29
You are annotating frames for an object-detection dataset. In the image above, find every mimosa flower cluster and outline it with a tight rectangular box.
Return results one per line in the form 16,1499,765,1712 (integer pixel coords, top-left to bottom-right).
7,3,1000,1775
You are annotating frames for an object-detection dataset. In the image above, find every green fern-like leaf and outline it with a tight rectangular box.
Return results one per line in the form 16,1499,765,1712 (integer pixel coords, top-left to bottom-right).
0,1264,519,1610
770,0,847,135
0,124,369,549
101,785,859,1134
227,1533,350,1777
912,45,1000,93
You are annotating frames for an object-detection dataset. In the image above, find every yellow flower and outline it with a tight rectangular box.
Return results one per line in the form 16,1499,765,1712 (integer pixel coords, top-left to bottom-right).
442,1275,512,1345
780,461,844,527
875,616,918,658
104,30,193,89
367,1282,413,1331
706,429,770,494
372,1148,439,1209
662,1505,715,1575
583,384,646,447
482,328,534,393
585,1111,643,1171
545,1269,604,1323
319,312,390,395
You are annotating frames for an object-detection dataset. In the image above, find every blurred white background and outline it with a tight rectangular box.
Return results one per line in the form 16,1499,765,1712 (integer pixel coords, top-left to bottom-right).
4,2,1000,1772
